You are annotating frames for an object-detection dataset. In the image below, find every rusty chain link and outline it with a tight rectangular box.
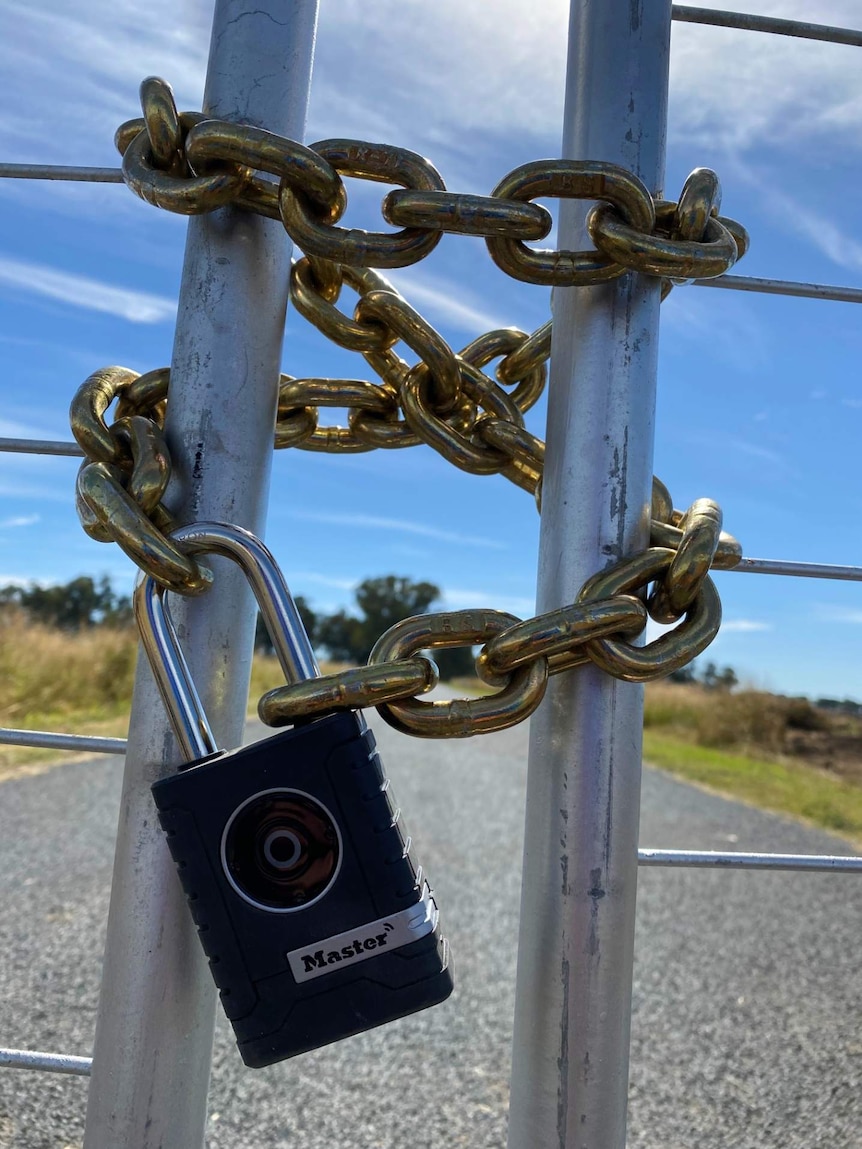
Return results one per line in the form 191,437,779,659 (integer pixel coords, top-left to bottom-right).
70,75,749,737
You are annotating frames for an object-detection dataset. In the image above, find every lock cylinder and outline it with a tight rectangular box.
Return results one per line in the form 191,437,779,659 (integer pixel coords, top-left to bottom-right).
222,787,343,912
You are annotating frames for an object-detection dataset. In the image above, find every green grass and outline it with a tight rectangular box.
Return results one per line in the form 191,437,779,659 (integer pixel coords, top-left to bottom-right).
643,731,862,843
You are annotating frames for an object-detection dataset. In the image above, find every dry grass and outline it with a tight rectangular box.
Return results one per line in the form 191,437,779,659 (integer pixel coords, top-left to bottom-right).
0,611,137,776
0,613,347,774
644,681,832,757
248,653,349,703
643,681,862,843
0,610,137,726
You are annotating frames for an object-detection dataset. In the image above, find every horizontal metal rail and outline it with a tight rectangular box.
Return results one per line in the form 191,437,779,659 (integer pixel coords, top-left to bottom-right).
0,438,83,456
0,164,123,182
1,173,862,310
694,274,862,305
672,6,862,47
0,849,855,1087
0,1047,92,1076
0,729,127,755
728,558,862,582
3,447,862,587
639,849,862,872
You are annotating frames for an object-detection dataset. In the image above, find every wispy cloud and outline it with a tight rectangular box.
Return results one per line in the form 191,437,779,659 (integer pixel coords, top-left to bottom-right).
289,571,358,592
0,256,176,323
0,449,81,502
441,586,535,616
646,615,770,642
663,287,770,371
0,480,75,503
738,177,862,274
0,1,208,166
314,1,862,161
312,1,568,150
814,605,862,625
669,2,862,153
683,430,791,476
287,510,507,550
0,416,56,439
385,269,516,336
0,514,39,529
721,619,772,633
0,409,86,440
728,438,786,466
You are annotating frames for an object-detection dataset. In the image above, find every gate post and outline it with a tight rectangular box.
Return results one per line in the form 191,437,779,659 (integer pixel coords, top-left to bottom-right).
506,4,672,1147
83,3,318,1145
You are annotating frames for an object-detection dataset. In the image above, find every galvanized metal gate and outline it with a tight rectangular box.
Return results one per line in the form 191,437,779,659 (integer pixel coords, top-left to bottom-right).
1,3,861,1147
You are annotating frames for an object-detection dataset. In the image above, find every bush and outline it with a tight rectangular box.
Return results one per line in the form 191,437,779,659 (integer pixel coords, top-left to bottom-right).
784,697,829,732
644,683,834,758
693,691,787,754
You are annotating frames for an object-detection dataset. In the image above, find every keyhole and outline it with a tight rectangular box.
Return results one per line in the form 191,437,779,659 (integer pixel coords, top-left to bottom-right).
264,830,302,870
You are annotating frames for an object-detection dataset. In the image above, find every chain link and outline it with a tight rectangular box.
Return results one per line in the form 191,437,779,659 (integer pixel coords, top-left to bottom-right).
71,295,742,727
259,515,728,737
115,77,747,285
69,75,751,737
577,549,722,684
369,610,550,738
70,366,212,593
259,656,440,725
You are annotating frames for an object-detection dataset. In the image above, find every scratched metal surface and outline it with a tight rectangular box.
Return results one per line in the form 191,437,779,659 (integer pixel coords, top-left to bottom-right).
0,711,859,1148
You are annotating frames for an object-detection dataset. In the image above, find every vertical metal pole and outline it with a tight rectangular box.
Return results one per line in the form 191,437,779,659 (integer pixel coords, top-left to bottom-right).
83,4,318,1146
507,5,671,1149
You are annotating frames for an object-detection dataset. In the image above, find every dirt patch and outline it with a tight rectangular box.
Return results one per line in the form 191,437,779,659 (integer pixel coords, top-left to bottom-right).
784,728,862,785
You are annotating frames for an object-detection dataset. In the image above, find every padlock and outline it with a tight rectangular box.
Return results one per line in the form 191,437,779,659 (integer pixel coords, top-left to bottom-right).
134,522,453,1068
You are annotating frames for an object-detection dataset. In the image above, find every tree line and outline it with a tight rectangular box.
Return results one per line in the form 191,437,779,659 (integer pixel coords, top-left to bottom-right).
257,574,473,679
668,660,738,690
1,573,474,680
1,574,742,689
0,576,133,630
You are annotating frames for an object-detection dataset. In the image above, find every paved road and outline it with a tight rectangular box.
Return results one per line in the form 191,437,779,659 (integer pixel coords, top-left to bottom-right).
0,712,860,1148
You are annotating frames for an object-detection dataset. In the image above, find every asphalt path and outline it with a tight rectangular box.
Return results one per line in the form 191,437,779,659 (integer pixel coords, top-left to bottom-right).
0,711,860,1149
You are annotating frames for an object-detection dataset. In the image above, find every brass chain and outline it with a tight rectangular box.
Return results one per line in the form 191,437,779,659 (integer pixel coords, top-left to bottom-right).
70,76,749,738
116,78,747,285
258,489,740,737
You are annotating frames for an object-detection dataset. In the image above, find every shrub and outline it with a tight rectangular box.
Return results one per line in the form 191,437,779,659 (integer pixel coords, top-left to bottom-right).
693,691,787,754
644,683,834,758
784,697,829,732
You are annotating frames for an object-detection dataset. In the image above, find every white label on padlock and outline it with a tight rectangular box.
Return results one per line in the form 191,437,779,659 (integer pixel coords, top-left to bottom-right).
287,883,438,983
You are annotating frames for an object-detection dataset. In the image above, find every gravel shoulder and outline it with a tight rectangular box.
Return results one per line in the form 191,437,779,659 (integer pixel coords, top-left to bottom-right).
0,714,859,1148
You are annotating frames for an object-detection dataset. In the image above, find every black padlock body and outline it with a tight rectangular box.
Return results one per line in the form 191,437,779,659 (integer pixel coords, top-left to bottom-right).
151,710,453,1067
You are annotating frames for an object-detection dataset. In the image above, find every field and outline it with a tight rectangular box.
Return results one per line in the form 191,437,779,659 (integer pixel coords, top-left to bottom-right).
643,682,862,841
0,613,295,779
2,612,862,841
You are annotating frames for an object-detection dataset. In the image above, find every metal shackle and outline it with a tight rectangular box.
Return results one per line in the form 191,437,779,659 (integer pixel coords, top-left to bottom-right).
133,521,320,762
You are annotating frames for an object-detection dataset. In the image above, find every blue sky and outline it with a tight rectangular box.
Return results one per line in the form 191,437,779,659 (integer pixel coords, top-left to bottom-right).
1,0,862,701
